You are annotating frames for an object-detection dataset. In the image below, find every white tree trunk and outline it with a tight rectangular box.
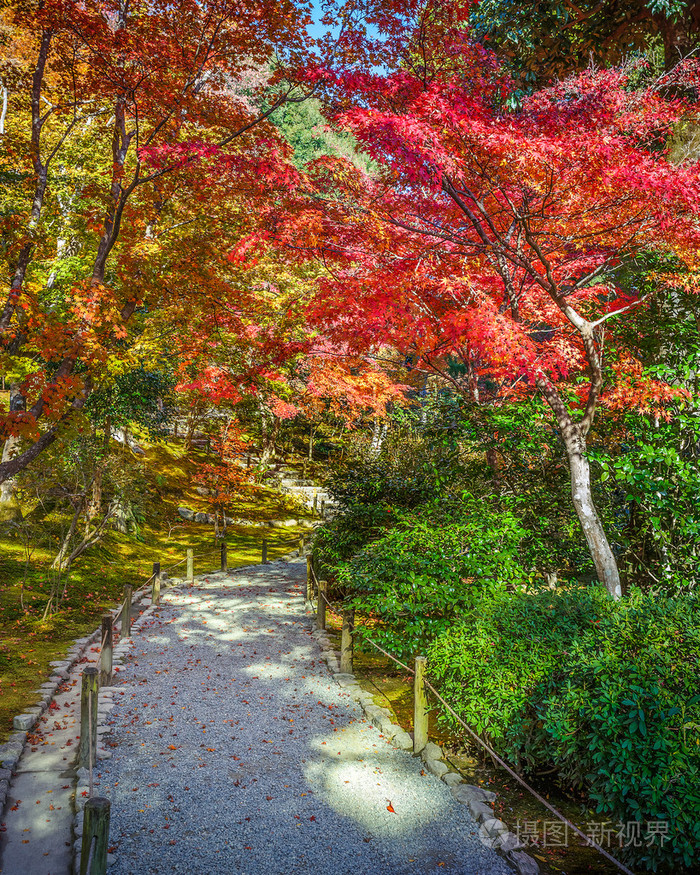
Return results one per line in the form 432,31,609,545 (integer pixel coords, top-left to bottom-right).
567,438,622,599
538,377,622,599
0,385,25,516
369,419,387,458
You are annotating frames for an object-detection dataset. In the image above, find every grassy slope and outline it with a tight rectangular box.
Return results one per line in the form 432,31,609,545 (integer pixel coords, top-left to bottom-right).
0,437,313,743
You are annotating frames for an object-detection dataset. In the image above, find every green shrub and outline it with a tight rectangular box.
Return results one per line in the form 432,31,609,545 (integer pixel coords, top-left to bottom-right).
426,585,613,753
537,593,700,871
312,502,396,579
338,500,528,657
593,411,700,593
427,588,700,871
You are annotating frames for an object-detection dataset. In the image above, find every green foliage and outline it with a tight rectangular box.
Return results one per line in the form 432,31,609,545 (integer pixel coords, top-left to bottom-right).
471,0,679,88
593,411,700,592
86,365,175,434
326,454,444,511
321,393,593,586
336,500,528,658
313,501,395,576
426,585,612,744
538,593,700,870
471,398,593,579
273,98,374,173
427,588,700,871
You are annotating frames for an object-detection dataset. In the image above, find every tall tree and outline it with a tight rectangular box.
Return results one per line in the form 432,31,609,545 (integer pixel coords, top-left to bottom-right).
472,0,700,86
0,0,312,484
281,0,700,598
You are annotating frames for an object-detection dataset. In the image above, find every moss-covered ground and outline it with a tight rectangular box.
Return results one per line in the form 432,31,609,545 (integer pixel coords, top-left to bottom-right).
0,437,314,743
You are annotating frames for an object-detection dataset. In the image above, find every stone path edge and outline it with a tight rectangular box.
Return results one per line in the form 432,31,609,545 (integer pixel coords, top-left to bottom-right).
309,614,540,875
0,622,99,810
0,586,159,816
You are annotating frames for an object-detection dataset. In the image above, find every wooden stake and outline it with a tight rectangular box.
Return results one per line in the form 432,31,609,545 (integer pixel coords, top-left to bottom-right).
80,796,111,875
220,541,227,572
306,557,313,602
317,580,327,630
262,538,268,564
413,656,428,753
186,548,194,582
152,562,160,605
79,667,99,770
122,585,132,638
340,609,354,673
100,615,112,686
298,535,304,555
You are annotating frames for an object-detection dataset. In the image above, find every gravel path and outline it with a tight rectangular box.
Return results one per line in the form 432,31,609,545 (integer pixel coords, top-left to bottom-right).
94,561,512,875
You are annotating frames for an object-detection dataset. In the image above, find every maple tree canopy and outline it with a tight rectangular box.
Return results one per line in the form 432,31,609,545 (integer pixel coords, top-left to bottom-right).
271,0,700,596
0,0,313,481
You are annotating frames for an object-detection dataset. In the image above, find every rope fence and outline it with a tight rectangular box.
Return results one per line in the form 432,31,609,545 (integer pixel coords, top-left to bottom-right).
306,561,636,875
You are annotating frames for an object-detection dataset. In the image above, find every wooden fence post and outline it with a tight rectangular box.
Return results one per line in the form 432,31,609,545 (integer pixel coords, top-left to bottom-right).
100,615,112,686
320,498,326,519
306,557,313,602
313,492,318,513
262,538,268,565
79,667,99,770
413,656,428,753
80,796,111,875
122,585,132,638
220,541,227,572
298,536,304,555
317,580,327,630
186,548,194,582
152,562,160,605
340,609,354,673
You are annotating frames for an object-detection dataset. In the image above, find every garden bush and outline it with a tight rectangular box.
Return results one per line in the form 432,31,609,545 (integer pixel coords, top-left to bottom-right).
593,411,700,594
336,500,528,657
428,588,700,871
312,501,395,578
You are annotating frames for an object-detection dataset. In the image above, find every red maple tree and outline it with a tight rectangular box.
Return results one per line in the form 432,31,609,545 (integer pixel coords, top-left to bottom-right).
0,0,311,483
278,0,700,597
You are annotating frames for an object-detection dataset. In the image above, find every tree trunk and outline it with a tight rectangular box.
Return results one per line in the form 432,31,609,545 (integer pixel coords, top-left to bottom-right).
566,436,621,599
259,410,279,466
660,5,700,70
88,416,111,521
369,418,387,458
538,378,622,599
0,385,25,518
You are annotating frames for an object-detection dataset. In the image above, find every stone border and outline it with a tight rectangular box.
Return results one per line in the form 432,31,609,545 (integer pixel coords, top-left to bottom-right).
71,589,163,874
0,585,149,863
309,622,540,875
0,624,108,812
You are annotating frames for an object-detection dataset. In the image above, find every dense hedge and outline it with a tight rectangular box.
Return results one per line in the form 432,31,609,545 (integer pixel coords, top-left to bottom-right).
427,589,700,871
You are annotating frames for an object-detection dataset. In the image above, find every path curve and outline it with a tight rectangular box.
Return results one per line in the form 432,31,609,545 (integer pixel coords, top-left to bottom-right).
88,561,512,875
